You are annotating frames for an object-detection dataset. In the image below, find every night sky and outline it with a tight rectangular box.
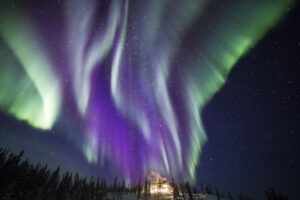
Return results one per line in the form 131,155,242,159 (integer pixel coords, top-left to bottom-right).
0,0,299,200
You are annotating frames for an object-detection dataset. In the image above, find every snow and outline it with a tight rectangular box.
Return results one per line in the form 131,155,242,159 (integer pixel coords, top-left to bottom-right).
105,193,226,200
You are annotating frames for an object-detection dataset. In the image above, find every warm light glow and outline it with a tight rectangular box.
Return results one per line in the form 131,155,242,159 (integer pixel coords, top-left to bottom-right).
150,183,171,194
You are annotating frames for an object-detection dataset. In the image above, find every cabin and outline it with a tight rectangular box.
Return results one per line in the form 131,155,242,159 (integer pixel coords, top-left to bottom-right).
150,178,173,194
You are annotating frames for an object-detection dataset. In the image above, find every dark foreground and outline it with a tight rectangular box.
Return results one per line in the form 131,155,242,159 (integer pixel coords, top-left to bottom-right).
0,148,289,200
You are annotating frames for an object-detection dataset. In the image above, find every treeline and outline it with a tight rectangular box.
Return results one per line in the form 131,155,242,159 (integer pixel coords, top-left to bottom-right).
0,148,290,200
171,181,290,200
171,180,236,200
0,148,111,200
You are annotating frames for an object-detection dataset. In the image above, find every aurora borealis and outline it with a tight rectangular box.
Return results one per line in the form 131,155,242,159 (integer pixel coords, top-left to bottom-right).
0,0,297,186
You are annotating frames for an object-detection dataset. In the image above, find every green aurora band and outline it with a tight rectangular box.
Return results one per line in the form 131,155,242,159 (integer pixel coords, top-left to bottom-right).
0,0,295,182
0,6,61,130
182,0,295,180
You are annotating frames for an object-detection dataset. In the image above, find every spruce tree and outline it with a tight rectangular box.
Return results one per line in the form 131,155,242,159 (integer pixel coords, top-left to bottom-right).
185,181,193,200
228,191,233,200
144,176,148,199
215,187,220,200
137,178,142,200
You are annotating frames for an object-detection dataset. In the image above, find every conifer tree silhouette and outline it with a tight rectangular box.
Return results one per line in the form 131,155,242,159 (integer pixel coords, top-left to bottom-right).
0,148,293,200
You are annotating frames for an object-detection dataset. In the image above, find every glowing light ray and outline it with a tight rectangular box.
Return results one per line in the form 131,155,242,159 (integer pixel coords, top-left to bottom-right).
65,0,121,115
0,6,61,130
65,0,97,115
154,60,182,171
183,0,295,181
108,1,208,176
0,45,43,126
142,2,208,175
111,0,129,108
93,0,295,182
83,0,120,96
0,0,295,184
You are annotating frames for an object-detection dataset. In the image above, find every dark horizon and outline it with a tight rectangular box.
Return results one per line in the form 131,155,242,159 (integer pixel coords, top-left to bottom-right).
0,147,292,200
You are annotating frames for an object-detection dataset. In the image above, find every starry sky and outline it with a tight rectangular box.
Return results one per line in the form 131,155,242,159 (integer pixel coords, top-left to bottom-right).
0,0,299,200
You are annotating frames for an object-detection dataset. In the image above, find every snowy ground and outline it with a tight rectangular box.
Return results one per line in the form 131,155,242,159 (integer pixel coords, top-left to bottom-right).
106,193,226,200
